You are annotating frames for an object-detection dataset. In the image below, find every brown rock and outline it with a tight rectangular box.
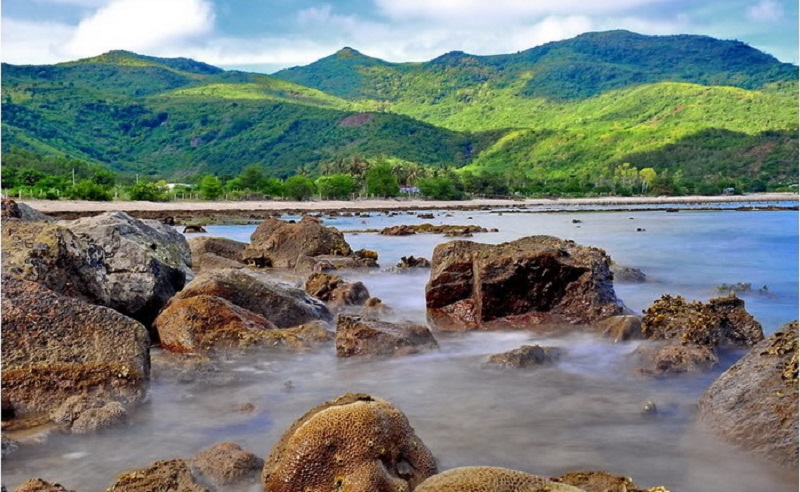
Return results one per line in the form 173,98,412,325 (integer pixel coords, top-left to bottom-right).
242,216,352,269
632,343,719,375
304,272,371,310
486,345,561,369
554,470,668,492
262,393,437,492
396,256,431,269
1,198,21,219
415,466,583,492
380,224,487,236
594,315,642,342
171,269,332,328
13,479,75,492
698,321,799,468
107,459,208,492
187,236,247,273
425,236,622,331
335,315,439,357
50,395,128,434
182,225,207,233
192,442,263,487
1,276,149,420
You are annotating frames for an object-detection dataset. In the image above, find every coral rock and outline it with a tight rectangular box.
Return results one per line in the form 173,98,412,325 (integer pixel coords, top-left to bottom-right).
415,466,584,491
107,459,208,492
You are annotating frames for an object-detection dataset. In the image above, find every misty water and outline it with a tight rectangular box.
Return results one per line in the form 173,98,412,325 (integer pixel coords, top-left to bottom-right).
3,204,798,491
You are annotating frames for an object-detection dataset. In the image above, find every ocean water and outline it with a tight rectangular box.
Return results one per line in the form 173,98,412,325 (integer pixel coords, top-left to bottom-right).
3,206,797,491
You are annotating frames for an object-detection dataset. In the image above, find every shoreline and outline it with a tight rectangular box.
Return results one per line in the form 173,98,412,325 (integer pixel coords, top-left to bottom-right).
19,193,798,221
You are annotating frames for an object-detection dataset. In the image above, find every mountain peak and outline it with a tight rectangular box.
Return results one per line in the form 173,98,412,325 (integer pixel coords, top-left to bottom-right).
64,50,223,75
335,47,364,58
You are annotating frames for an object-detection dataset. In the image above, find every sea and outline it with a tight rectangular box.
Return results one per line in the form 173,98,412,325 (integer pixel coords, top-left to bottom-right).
3,202,798,491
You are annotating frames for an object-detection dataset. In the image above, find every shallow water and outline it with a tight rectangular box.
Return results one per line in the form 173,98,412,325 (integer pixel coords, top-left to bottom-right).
3,206,798,491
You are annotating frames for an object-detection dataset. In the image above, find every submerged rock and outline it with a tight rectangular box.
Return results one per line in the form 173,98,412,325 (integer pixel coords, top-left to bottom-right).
380,224,488,236
594,315,642,342
68,211,193,325
1,276,149,422
633,343,719,375
50,395,128,434
415,466,583,492
107,459,208,492
396,255,432,269
698,321,798,468
425,236,622,331
191,442,264,487
187,236,247,273
335,314,439,357
610,265,647,283
262,393,437,492
486,345,561,369
171,269,332,328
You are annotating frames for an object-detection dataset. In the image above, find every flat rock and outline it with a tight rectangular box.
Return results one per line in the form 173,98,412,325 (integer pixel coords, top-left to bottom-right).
335,314,439,357
415,466,584,492
107,459,208,492
187,236,247,273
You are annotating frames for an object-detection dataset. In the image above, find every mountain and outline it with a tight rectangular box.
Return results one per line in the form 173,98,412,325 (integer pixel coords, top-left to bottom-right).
2,30,797,188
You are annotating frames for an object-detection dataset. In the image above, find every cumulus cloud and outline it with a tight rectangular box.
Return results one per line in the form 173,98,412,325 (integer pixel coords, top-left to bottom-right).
1,17,75,64
64,0,215,58
746,0,783,22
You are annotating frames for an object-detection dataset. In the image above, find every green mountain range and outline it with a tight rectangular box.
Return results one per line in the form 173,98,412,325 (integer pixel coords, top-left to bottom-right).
2,30,797,190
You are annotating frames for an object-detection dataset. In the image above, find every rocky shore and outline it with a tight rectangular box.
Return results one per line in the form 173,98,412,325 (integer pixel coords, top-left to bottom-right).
1,197,797,491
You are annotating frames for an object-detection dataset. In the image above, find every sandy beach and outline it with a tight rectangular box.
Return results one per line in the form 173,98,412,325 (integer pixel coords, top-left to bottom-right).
20,192,799,217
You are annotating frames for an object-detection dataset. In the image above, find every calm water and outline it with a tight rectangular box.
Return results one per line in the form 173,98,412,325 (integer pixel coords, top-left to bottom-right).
3,206,798,491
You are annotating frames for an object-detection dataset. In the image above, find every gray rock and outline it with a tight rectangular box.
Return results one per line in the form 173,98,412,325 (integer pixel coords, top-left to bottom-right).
187,236,247,273
486,345,562,369
335,315,439,357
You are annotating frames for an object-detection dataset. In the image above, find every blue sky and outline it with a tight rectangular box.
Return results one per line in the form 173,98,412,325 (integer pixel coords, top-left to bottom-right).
2,0,797,73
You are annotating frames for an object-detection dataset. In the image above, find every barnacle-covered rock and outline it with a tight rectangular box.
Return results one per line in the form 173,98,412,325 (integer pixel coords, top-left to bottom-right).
106,459,208,492
415,466,584,491
554,470,669,492
262,393,437,492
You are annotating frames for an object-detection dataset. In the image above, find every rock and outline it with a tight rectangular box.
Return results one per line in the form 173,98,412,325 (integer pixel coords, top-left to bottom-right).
415,466,583,492
1,276,149,420
300,254,379,270
107,459,208,492
2,199,53,222
360,296,392,317
187,236,247,273
50,395,128,434
417,213,435,219
698,321,798,468
304,272,371,310
171,269,332,328
262,393,437,492
192,442,263,487
396,256,431,269
68,211,193,325
182,225,207,233
486,345,561,369
1,220,108,304
2,197,21,219
425,236,622,331
594,315,642,342
13,479,75,492
554,470,668,492
632,343,719,375
242,216,352,269
380,224,488,236
641,294,763,347
335,315,439,357
610,265,647,283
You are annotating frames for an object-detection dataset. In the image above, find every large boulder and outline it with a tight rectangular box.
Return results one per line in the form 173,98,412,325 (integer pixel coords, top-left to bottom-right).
154,295,332,353
186,236,247,273
335,315,439,357
171,269,332,328
1,220,108,303
262,393,437,492
68,211,193,325
242,216,352,269
425,236,622,331
698,321,798,468
415,467,583,492
1,276,149,420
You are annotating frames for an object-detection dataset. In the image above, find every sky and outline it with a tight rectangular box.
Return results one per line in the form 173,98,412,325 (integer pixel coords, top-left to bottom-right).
2,0,798,74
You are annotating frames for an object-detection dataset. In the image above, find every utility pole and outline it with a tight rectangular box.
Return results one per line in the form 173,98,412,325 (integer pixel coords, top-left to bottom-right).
72,168,75,186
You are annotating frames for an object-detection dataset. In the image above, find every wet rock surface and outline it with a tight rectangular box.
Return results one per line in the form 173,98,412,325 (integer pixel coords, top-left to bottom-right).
262,393,437,492
486,345,562,369
593,315,642,342
396,255,431,269
242,216,353,269
425,236,622,330
415,466,583,492
1,276,149,420
698,321,798,468
554,470,669,492
304,272,371,311
191,442,264,487
380,224,489,236
335,314,439,357
13,479,75,492
106,459,208,492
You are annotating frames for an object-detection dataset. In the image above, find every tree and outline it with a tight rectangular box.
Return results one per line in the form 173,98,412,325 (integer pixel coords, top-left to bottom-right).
365,163,399,197
316,174,356,199
639,167,657,194
198,175,223,200
239,164,267,191
128,181,170,202
284,175,315,200
68,179,112,201
262,177,285,197
417,176,463,200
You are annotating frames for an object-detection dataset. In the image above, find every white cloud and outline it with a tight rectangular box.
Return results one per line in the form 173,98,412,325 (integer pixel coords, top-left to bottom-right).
1,17,75,64
64,0,215,58
30,0,108,6
746,0,783,22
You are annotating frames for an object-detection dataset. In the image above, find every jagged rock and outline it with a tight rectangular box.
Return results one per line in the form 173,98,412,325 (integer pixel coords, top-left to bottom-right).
335,315,439,357
192,442,263,487
262,393,437,492
698,321,798,468
68,211,193,325
107,459,208,492
632,343,719,375
171,269,332,328
182,225,207,233
415,466,583,492
2,199,53,222
610,265,647,283
242,216,352,269
304,272,371,310
396,256,431,269
594,315,642,342
1,220,108,303
1,276,149,422
50,395,128,434
486,345,561,369
641,294,763,347
1,197,21,219
187,236,247,273
554,470,669,492
360,296,392,317
13,479,75,492
425,236,622,331
154,294,333,353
